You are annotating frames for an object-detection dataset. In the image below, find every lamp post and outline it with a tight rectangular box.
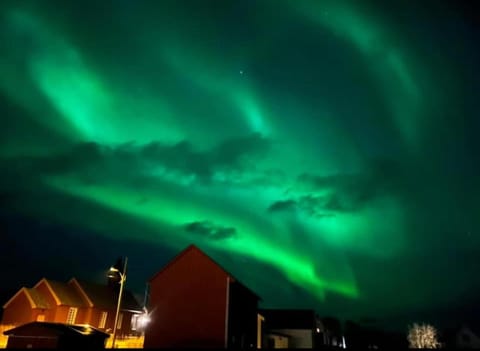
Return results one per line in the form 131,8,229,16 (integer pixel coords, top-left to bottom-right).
108,257,128,349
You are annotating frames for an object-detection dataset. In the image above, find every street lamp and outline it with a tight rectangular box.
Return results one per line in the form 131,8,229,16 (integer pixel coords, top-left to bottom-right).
108,257,128,349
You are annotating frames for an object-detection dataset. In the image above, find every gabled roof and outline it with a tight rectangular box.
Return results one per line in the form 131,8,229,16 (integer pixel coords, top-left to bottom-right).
33,278,87,307
3,287,50,309
44,279,88,307
69,278,93,308
3,322,110,338
149,244,261,300
25,288,50,309
74,279,142,312
5,277,141,313
457,324,480,338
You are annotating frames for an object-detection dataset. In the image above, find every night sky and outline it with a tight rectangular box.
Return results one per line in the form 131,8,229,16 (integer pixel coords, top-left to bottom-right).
1,0,479,330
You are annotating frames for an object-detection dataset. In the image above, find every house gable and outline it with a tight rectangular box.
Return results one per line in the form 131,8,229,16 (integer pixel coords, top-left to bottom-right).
149,244,260,299
3,288,35,309
145,245,231,348
148,245,225,282
145,244,261,348
68,278,94,308
1,288,48,325
34,278,61,306
73,279,142,313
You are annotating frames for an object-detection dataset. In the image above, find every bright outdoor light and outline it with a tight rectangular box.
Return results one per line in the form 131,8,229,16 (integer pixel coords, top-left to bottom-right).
138,313,151,328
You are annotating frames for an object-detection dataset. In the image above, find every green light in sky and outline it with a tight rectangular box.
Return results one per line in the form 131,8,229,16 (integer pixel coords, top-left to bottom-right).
290,0,425,149
45,175,358,299
4,0,457,315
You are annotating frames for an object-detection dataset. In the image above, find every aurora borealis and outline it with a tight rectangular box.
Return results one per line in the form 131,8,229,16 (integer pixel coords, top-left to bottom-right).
1,0,479,328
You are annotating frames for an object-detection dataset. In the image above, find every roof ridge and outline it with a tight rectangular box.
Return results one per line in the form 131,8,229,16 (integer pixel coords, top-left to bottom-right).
69,278,93,308
34,278,61,306
73,278,142,312
148,244,199,282
149,244,260,300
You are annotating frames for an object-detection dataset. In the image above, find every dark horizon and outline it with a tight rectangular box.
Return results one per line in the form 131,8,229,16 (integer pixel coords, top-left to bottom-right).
1,218,479,333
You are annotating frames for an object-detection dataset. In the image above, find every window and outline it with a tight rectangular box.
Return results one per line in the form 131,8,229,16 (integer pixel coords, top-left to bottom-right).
117,313,123,330
66,307,78,324
131,314,139,331
99,311,108,329
36,314,45,322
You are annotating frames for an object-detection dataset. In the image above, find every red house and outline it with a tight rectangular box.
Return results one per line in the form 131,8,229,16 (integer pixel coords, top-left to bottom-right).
2,277,143,337
144,245,261,348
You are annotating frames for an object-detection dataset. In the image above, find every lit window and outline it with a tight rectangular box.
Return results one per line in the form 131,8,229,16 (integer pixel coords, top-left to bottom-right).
99,312,108,329
66,307,78,324
131,315,139,331
117,313,123,329
36,314,45,322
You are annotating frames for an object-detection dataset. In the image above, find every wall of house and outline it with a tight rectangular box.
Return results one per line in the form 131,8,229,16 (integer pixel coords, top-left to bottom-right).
89,307,118,333
2,292,34,325
87,307,138,336
118,311,136,336
55,305,71,323
31,308,48,322
266,334,289,349
269,329,313,348
76,307,88,324
227,281,258,348
89,308,105,329
144,249,229,348
34,282,58,321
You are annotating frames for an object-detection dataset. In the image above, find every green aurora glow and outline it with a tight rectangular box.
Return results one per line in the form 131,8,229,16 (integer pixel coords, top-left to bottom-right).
1,0,478,325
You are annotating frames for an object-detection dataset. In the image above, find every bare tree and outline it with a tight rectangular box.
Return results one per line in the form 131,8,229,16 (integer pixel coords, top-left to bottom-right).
407,323,441,348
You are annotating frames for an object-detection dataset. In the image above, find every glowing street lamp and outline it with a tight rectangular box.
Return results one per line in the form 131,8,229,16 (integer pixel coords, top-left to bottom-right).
137,313,151,330
108,257,127,349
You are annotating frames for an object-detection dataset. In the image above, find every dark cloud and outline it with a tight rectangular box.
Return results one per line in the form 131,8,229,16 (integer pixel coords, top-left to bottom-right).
268,196,341,218
142,132,270,179
0,133,271,187
183,220,237,241
297,195,335,217
268,199,297,213
297,173,379,210
297,159,402,213
266,160,405,217
212,133,270,167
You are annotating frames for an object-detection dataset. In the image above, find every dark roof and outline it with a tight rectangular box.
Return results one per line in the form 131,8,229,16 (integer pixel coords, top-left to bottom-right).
456,324,480,337
25,288,50,309
150,244,261,300
75,280,142,312
45,280,87,307
261,309,317,330
4,322,109,338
